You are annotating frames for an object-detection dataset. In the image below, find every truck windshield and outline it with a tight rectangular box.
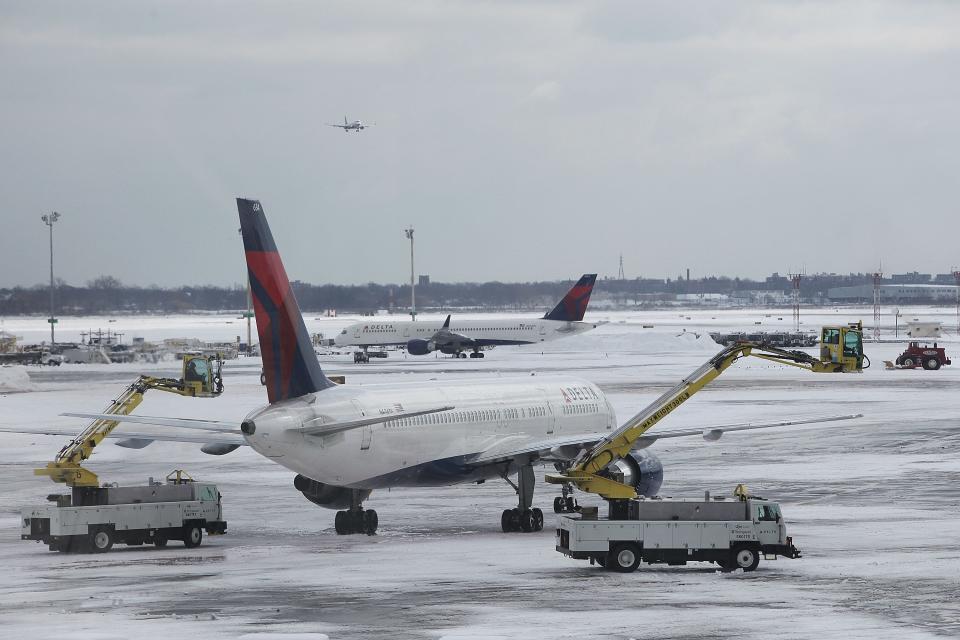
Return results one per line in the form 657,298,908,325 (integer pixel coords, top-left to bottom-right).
757,504,780,521
843,331,862,358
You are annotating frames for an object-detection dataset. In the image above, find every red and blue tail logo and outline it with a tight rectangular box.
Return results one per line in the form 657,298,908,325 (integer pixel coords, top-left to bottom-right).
237,198,334,403
544,274,597,322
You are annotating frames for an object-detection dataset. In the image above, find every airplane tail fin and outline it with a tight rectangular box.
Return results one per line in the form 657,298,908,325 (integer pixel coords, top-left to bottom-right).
543,274,598,322
344,116,348,125
442,315,451,329
237,198,335,403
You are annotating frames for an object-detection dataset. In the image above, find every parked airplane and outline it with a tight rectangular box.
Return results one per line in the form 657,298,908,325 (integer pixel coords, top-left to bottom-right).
328,116,372,132
333,274,599,360
10,199,859,537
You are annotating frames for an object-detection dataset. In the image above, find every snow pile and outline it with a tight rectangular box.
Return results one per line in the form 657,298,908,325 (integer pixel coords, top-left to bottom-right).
533,323,720,354
0,366,33,392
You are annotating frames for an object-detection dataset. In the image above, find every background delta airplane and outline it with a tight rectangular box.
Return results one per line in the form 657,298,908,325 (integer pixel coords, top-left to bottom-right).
333,274,599,359
15,199,856,537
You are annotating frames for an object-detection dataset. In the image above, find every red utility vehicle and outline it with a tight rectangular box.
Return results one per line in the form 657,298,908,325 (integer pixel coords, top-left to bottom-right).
895,342,951,370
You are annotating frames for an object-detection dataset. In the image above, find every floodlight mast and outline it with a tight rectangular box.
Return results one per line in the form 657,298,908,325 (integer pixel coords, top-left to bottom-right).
405,226,416,320
40,211,61,345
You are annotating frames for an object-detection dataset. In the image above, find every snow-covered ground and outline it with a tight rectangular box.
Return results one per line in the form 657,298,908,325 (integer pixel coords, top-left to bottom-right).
1,309,958,639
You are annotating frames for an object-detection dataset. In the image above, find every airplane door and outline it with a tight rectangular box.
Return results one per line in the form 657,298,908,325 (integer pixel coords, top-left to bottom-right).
540,389,555,434
539,323,547,336
353,326,363,339
352,400,372,451
403,325,410,338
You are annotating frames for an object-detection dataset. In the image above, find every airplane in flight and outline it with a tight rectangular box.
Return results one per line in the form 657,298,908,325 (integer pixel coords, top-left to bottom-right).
7,199,859,537
333,274,599,359
327,116,373,132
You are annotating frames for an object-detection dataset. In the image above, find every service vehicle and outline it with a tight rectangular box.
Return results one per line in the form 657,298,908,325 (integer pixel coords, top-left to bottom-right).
556,487,800,572
892,342,951,370
21,470,226,553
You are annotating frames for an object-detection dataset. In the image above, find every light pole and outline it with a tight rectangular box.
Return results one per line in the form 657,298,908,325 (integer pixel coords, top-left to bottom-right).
40,211,61,345
404,226,416,320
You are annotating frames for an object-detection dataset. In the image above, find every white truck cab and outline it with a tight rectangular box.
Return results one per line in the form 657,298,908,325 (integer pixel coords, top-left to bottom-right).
556,492,800,573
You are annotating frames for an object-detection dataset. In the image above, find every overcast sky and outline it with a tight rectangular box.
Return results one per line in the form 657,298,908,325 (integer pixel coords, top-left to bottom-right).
1,1,958,288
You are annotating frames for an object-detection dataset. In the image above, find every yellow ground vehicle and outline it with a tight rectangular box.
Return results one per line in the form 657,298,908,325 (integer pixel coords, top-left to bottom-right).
34,355,224,488
547,324,864,505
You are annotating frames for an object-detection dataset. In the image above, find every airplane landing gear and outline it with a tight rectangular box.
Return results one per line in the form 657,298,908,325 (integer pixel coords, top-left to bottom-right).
469,350,485,359
334,490,378,535
500,464,544,532
334,508,378,535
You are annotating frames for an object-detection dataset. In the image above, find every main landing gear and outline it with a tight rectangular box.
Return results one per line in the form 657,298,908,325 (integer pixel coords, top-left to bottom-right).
469,349,484,359
334,490,378,535
501,464,544,533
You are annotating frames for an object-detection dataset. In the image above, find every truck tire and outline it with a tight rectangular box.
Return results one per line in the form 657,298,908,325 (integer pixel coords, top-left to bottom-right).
89,527,113,553
901,356,915,368
183,522,203,548
731,545,760,571
154,535,168,548
608,543,642,573
923,357,941,370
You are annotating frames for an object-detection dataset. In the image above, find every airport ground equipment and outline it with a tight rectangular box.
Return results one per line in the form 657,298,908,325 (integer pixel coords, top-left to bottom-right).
555,487,800,572
887,342,951,370
546,323,864,503
34,354,223,487
21,470,227,553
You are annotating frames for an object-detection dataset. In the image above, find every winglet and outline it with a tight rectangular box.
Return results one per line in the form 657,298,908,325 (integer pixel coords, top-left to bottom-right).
442,314,451,329
237,198,335,403
544,274,598,321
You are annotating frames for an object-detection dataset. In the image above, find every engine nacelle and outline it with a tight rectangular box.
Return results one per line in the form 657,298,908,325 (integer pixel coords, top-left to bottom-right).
293,474,371,510
609,450,664,497
406,339,433,356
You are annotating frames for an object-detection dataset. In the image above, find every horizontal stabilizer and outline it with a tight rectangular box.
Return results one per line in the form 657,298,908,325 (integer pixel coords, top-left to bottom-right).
61,412,238,434
0,425,245,448
299,405,455,437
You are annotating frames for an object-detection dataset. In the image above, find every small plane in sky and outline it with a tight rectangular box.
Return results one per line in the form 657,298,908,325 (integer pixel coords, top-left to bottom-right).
328,116,373,132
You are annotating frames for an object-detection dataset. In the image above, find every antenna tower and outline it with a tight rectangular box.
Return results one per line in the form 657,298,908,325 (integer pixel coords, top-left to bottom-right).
617,254,625,280
872,269,883,342
788,272,803,332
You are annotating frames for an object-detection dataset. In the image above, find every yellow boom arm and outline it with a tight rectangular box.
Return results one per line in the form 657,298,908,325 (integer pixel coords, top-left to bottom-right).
35,355,223,487
547,336,861,500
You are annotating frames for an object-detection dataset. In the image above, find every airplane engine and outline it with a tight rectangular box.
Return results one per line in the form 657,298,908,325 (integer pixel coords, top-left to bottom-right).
406,339,434,356
608,450,664,497
293,474,371,510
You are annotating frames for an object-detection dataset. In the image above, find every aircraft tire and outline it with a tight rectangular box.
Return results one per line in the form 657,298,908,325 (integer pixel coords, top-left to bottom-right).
520,509,536,532
532,508,544,531
553,497,564,513
363,510,378,536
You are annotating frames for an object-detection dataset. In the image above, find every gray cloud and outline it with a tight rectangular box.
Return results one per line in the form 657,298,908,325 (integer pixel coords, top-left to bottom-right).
2,1,959,289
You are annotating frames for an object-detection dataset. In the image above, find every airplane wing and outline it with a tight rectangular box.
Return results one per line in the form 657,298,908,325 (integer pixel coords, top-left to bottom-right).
61,413,237,433
326,124,348,129
469,413,863,466
299,405,455,436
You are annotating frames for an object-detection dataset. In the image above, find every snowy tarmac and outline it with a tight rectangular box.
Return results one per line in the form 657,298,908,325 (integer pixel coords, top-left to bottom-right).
1,308,958,639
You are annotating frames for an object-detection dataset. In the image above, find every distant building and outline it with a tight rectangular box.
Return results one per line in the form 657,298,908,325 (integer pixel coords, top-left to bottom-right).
827,284,959,301
890,272,932,284
418,275,430,286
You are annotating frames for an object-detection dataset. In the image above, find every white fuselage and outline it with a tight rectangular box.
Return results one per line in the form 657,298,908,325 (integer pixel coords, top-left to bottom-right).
334,318,597,349
242,376,615,489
